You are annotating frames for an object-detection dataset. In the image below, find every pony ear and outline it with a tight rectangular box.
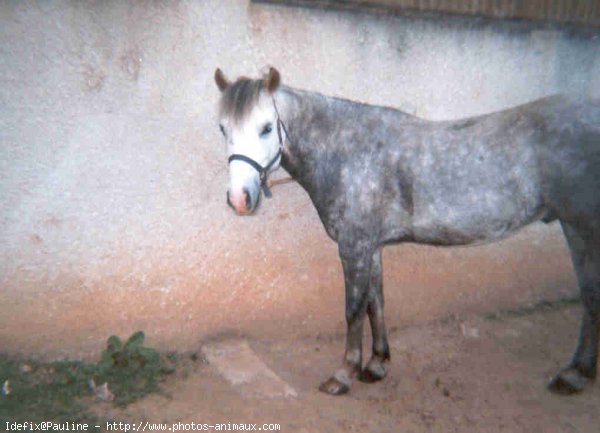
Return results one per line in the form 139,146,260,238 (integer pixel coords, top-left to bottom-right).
264,67,280,93
214,68,230,92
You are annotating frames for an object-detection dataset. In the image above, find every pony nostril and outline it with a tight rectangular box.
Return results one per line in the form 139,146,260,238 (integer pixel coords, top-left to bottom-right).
243,188,252,210
226,191,234,209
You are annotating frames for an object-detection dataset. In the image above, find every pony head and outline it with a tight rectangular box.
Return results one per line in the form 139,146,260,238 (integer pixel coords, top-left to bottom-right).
214,67,282,215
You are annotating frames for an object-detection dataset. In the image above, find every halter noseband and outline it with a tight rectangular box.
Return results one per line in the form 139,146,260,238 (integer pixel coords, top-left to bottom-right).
227,98,286,198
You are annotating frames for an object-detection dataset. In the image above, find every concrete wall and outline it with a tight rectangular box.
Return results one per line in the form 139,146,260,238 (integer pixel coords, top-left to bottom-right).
1,0,599,359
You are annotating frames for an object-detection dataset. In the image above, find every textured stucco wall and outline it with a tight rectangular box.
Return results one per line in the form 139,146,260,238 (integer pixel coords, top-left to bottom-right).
1,1,599,359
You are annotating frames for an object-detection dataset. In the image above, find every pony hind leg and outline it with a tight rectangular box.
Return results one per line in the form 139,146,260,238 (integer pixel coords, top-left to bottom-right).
548,220,600,394
360,248,391,383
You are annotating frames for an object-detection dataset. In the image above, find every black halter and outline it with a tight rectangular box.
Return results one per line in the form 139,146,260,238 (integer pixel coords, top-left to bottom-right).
227,98,286,198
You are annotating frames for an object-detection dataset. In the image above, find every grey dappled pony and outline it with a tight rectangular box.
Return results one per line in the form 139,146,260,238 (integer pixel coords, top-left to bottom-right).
215,67,600,396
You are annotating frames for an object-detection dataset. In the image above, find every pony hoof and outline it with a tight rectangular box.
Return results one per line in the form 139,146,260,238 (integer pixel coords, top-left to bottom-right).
547,369,589,395
318,377,350,395
360,359,388,383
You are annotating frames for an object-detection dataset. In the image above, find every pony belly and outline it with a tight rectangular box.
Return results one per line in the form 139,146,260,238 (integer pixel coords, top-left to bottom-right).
408,202,547,246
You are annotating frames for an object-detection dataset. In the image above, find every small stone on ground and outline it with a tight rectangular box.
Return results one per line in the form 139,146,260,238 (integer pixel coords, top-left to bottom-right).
202,339,297,399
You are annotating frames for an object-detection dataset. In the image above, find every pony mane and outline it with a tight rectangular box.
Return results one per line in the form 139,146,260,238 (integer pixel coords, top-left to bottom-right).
219,78,265,123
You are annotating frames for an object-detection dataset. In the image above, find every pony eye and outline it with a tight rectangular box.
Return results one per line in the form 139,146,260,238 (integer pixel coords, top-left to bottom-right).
219,124,226,137
260,123,273,137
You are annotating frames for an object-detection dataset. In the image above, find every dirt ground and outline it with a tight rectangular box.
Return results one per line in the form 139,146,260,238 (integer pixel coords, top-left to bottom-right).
86,302,599,433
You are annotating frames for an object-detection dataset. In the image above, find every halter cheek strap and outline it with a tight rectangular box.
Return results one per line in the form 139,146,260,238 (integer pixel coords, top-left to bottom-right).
227,119,283,198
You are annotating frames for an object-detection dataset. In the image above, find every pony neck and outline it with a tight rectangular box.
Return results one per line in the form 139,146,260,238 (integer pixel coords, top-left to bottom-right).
272,87,322,185
272,86,353,207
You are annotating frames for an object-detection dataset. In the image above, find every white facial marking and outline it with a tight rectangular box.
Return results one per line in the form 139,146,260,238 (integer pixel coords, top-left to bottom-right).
220,92,282,213
227,95,280,182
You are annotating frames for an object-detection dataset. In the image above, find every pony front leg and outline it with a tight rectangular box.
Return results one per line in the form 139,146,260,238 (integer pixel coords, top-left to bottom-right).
361,249,391,382
319,244,373,395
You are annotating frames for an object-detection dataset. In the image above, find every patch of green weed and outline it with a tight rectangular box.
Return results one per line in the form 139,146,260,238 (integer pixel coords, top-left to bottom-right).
0,331,174,422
